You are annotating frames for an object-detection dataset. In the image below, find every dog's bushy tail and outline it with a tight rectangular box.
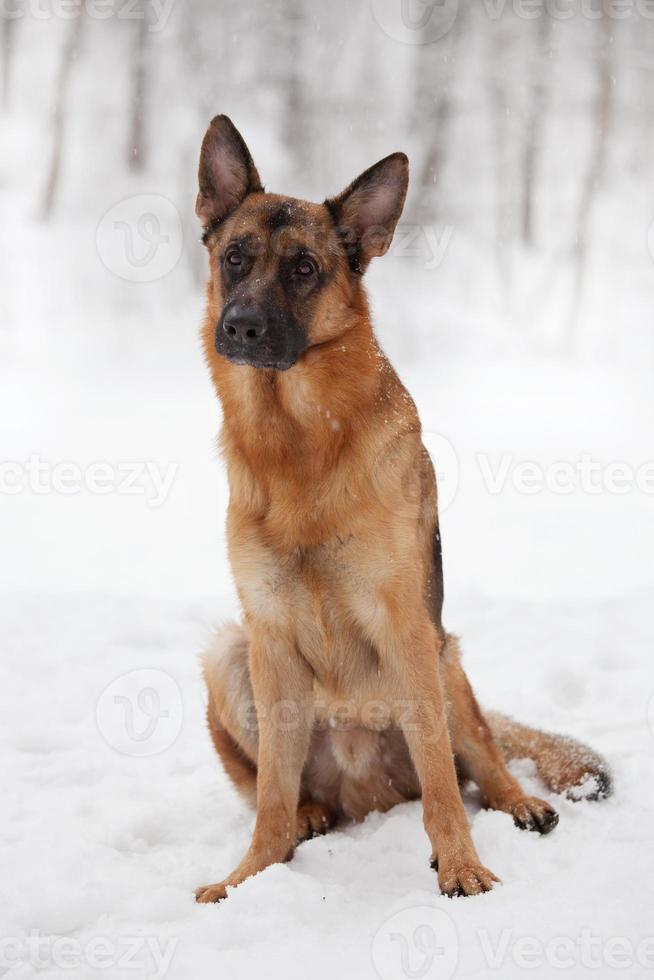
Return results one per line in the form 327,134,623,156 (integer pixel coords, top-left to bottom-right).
485,710,612,801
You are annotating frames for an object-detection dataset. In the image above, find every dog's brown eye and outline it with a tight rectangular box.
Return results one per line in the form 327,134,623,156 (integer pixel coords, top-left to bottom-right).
295,259,316,277
226,250,242,267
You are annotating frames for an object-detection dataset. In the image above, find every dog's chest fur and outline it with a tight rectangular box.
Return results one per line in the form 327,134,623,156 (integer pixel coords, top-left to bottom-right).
220,349,435,718
234,529,383,690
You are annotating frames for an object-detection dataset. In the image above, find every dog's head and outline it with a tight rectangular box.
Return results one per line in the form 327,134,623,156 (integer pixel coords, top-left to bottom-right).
197,115,408,371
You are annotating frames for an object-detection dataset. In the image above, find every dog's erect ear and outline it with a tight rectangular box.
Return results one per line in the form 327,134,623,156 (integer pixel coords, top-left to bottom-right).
196,115,263,231
325,153,409,273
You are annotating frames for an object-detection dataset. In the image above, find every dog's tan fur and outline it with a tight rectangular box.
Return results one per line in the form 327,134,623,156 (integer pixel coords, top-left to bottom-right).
194,116,611,903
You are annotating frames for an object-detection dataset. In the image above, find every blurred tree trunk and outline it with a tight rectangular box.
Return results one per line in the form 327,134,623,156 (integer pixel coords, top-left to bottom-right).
629,19,654,176
128,0,148,171
179,0,235,287
567,16,614,346
521,13,551,247
41,15,84,219
488,18,514,312
413,2,467,220
284,0,309,182
1,11,16,110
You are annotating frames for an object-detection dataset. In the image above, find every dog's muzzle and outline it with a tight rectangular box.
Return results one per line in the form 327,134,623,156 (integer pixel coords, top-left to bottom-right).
215,302,306,371
222,307,268,348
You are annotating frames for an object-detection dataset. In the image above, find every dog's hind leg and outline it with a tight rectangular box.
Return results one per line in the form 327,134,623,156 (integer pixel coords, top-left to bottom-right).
441,635,560,834
202,624,259,806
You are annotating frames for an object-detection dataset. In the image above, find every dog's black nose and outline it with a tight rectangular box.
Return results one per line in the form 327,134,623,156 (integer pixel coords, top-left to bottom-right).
222,308,268,345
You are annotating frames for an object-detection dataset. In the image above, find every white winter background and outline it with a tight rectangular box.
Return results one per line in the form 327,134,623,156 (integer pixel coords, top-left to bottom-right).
1,1,654,978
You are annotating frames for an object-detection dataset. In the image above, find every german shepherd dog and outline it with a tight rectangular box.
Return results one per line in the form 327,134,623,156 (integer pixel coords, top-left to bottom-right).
194,115,610,902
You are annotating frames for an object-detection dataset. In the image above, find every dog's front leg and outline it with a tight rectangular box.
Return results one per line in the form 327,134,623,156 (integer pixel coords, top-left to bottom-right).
389,616,500,897
196,624,314,903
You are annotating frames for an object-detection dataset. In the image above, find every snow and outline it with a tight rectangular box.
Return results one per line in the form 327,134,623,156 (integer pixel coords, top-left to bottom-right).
1,591,653,979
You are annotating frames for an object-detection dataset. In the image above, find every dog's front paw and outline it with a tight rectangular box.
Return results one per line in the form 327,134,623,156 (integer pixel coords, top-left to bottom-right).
433,859,500,897
195,881,229,904
511,796,559,835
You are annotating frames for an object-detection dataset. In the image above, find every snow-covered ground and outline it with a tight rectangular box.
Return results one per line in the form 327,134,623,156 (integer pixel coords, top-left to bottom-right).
1,590,653,979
